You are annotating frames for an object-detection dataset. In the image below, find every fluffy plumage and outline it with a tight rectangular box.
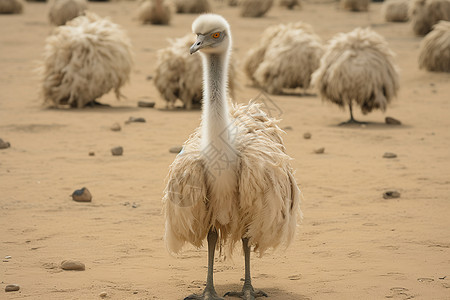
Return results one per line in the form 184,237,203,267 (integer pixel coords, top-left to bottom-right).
279,0,301,9
40,12,133,108
239,0,273,17
382,0,409,22
137,0,172,25
340,0,370,11
48,0,87,26
244,22,323,94
311,27,399,121
0,0,23,14
174,0,210,13
409,0,450,36
418,21,450,72
154,34,238,109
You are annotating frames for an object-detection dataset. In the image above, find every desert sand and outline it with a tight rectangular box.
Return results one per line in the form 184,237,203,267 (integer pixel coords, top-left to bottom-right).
1,1,450,299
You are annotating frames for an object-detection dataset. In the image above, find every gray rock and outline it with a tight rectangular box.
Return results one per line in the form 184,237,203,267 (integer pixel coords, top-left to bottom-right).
385,117,401,125
99,291,108,298
5,284,20,292
61,260,85,271
314,147,325,154
303,132,312,139
89,151,95,156
282,126,293,131
169,146,183,154
383,191,401,199
110,123,121,132
125,117,146,124
111,146,123,156
0,138,11,149
383,152,397,159
72,187,92,202
138,101,155,108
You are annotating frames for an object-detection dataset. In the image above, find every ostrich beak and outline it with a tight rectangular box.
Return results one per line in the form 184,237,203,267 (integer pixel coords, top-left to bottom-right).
190,34,206,54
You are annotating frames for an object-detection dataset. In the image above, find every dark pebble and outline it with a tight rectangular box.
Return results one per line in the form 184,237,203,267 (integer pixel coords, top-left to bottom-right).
111,146,123,156
61,260,85,271
138,101,155,108
304,132,312,139
383,191,401,199
125,117,146,124
385,117,401,125
5,284,20,292
72,187,92,202
383,152,397,159
0,138,11,149
314,147,325,154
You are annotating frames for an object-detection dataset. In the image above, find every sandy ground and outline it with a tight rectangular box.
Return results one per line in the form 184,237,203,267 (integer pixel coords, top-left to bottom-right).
1,1,450,299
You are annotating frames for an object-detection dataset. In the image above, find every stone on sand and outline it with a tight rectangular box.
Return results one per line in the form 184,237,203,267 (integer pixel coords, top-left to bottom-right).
383,152,397,159
0,138,11,149
383,191,401,199
169,146,183,154
99,291,108,298
125,117,146,124
304,132,312,139
61,260,85,271
386,117,401,125
314,147,325,154
5,284,20,292
72,187,92,202
111,146,123,156
138,101,155,108
110,123,121,132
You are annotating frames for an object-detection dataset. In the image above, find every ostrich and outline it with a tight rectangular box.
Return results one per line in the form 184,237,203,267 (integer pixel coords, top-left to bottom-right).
382,0,409,22
0,0,23,14
340,0,370,11
137,0,172,25
163,14,301,299
409,0,450,36
311,27,399,124
239,0,274,17
48,0,87,26
418,21,450,72
174,0,211,13
279,0,301,10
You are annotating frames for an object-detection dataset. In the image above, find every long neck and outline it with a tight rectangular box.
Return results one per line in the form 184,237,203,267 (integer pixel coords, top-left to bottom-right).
200,52,235,156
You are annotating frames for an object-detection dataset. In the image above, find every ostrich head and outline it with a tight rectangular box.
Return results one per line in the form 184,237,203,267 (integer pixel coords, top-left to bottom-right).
190,14,232,55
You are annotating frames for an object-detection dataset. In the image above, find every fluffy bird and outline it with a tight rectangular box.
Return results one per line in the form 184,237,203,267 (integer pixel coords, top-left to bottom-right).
163,14,301,299
154,34,238,109
244,22,323,94
340,0,370,11
311,27,399,124
240,0,273,17
409,0,450,35
137,0,172,25
48,0,87,26
174,0,211,13
382,0,409,22
0,0,23,14
40,12,133,108
418,21,450,72
279,0,301,10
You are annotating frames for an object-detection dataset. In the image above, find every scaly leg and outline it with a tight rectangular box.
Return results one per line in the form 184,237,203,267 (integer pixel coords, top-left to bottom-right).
184,228,223,300
339,103,366,125
224,238,267,299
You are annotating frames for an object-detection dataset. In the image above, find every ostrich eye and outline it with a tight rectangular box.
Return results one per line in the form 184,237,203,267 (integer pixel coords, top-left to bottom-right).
212,32,221,39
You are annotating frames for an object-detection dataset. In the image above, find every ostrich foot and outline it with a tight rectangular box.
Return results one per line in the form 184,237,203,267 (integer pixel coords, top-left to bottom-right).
184,288,224,300
339,118,367,126
85,100,111,107
224,285,268,299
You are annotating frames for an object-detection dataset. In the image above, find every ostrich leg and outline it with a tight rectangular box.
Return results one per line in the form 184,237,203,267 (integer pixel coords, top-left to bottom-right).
339,103,366,125
185,229,223,300
224,238,268,299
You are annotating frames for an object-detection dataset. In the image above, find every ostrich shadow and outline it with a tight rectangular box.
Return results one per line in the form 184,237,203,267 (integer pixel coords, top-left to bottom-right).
215,283,311,300
330,121,411,129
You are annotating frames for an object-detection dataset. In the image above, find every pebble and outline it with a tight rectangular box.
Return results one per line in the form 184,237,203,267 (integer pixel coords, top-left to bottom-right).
5,284,20,292
383,152,397,159
111,146,123,156
0,138,11,149
110,123,121,132
314,147,325,154
5,256,11,259
138,101,155,108
125,117,146,124
61,260,85,271
303,132,312,139
72,187,92,202
169,146,183,154
282,126,293,131
89,151,95,156
383,191,401,199
146,75,153,80
385,117,402,125
99,291,108,298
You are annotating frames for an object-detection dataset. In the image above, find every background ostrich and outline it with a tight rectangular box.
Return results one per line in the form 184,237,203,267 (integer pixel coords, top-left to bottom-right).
311,27,399,124
48,0,87,26
163,14,301,299
250,23,324,94
418,21,450,72
279,0,301,10
239,0,273,17
382,0,410,22
409,0,450,35
173,0,211,13
340,0,370,11
137,0,172,25
0,0,23,14
154,34,238,109
40,12,133,108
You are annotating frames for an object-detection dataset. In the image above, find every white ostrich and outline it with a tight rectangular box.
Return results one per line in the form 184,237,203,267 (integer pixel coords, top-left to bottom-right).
0,0,23,14
382,0,409,22
40,12,133,108
409,0,450,36
137,0,172,25
340,0,370,11
239,0,273,17
418,21,450,72
311,27,400,124
163,14,301,299
48,0,87,26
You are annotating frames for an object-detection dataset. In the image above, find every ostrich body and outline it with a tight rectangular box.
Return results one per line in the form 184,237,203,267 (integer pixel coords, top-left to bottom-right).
163,14,301,300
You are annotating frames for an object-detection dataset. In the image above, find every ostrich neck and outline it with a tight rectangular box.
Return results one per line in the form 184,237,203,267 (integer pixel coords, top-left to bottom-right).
200,53,235,158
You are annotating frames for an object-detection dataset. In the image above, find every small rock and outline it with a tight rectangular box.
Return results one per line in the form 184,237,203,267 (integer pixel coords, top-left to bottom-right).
383,152,397,159
303,132,312,139
111,146,123,156
133,291,138,294
5,256,11,259
110,123,121,132
383,191,401,199
169,146,183,154
385,117,401,125
89,151,95,156
146,75,153,80
61,260,85,271
5,284,20,292
125,117,146,124
0,138,11,149
138,101,155,108
99,291,108,298
314,147,325,154
282,126,293,131
72,187,92,202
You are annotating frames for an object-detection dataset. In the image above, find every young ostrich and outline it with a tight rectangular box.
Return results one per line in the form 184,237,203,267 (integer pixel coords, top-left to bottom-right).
418,21,450,72
48,0,87,26
340,0,370,11
174,0,211,13
163,14,301,299
409,0,450,36
311,27,399,124
0,0,23,14
239,0,274,17
382,0,409,22
137,0,172,25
